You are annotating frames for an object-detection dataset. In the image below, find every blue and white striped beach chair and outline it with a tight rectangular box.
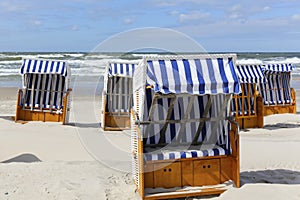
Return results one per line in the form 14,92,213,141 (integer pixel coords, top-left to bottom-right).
101,61,139,130
131,54,241,199
258,63,296,115
231,64,265,128
16,58,72,124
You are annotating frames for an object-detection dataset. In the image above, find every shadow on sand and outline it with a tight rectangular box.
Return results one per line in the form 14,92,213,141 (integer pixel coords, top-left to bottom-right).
1,153,41,163
68,122,100,128
263,122,300,130
0,116,14,121
241,169,300,185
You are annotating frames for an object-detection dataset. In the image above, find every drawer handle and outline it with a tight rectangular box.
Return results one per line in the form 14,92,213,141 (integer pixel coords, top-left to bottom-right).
163,168,172,172
208,165,211,168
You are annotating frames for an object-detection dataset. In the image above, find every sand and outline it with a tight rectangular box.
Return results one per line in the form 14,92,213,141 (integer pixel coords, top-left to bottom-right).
0,87,300,199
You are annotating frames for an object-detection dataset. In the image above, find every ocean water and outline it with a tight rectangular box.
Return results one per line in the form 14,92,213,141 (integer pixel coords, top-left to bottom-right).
1,52,300,90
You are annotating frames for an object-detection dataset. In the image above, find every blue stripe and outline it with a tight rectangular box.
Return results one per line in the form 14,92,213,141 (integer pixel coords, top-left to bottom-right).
38,60,43,73
120,64,124,75
44,61,49,73
168,98,176,141
114,63,117,75
213,148,220,156
131,64,135,75
109,64,112,74
194,59,205,94
169,153,175,159
50,61,54,73
32,60,38,73
191,151,197,158
158,60,170,94
202,149,208,157
157,154,163,160
183,59,193,93
217,58,229,93
171,60,181,93
26,60,32,73
228,58,240,93
180,152,186,159
206,58,217,93
147,61,158,91
198,95,206,141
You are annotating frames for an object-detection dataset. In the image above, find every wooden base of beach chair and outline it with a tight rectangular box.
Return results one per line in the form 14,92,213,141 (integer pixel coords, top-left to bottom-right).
139,155,239,199
15,108,66,124
234,96,264,129
144,187,226,200
135,129,240,200
263,88,296,116
103,114,130,131
15,89,71,125
263,105,296,116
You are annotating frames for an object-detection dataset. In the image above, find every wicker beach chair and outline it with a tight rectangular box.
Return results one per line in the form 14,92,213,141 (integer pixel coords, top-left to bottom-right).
15,58,72,124
259,63,296,116
231,64,265,128
101,61,139,130
131,54,241,199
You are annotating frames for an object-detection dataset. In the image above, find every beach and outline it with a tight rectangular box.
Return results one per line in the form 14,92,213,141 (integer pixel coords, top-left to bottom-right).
0,85,300,200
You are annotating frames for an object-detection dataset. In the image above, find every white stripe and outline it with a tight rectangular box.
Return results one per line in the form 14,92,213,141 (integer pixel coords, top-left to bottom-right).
211,59,224,94
165,61,176,93
189,60,200,94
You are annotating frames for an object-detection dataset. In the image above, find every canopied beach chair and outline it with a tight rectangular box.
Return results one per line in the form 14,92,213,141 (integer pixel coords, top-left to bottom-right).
258,63,296,116
15,58,72,124
101,61,138,130
131,54,241,199
231,64,265,128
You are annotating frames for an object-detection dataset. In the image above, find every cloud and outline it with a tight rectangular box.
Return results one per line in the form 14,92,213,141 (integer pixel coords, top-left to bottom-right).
71,25,79,31
123,18,134,25
263,6,270,11
178,11,213,23
0,1,30,13
32,20,42,26
292,14,300,20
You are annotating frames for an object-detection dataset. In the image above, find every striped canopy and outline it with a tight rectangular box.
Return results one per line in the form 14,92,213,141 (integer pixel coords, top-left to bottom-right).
145,55,241,95
263,63,294,73
236,64,266,83
20,59,68,77
108,62,136,77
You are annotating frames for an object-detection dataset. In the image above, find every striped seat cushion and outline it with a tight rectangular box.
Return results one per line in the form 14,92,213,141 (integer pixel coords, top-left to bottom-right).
144,144,229,161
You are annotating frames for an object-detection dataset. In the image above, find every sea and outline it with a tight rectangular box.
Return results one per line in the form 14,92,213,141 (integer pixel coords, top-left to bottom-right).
1,52,300,94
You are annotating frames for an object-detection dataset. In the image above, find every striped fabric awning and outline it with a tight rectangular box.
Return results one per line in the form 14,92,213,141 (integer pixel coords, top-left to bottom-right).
108,62,136,77
236,64,266,83
145,55,241,95
263,63,294,73
20,59,68,77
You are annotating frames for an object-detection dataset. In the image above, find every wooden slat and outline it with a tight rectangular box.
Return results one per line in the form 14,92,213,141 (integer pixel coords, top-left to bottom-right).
30,74,36,111
174,96,195,144
158,94,176,144
205,95,231,145
143,93,159,145
137,117,228,125
192,95,213,145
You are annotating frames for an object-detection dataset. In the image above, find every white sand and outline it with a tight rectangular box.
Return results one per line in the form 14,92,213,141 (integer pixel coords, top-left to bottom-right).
1,87,300,199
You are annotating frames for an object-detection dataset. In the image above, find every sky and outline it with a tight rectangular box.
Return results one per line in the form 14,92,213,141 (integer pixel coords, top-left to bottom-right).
1,0,300,52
